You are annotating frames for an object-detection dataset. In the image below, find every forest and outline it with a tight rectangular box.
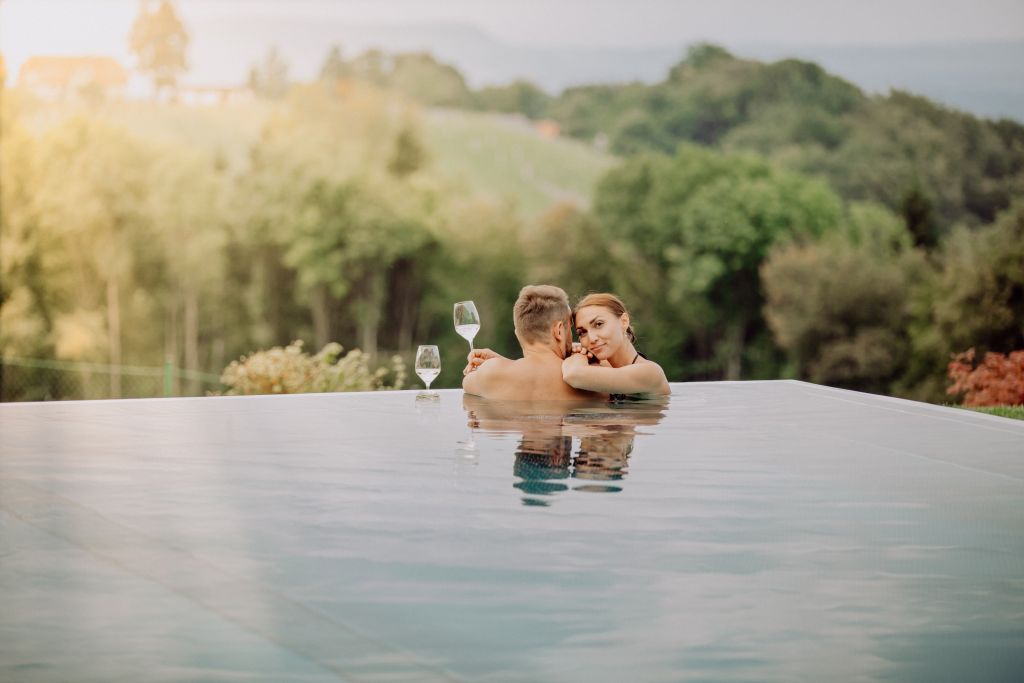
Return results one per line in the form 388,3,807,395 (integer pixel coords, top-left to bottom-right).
1,8,1022,404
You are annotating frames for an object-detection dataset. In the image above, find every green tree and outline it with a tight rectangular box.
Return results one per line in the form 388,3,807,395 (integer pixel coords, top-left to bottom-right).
387,52,473,108
229,82,430,357
1,117,162,397
762,202,925,393
248,46,290,100
593,144,843,379
0,97,55,365
524,202,620,300
475,80,552,119
129,0,188,99
902,203,1024,400
387,124,428,178
546,43,1024,241
319,44,349,83
423,198,528,386
284,177,434,356
348,49,389,86
145,145,229,393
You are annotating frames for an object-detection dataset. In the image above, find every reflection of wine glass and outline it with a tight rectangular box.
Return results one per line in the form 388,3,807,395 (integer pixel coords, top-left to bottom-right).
453,301,480,351
415,345,440,393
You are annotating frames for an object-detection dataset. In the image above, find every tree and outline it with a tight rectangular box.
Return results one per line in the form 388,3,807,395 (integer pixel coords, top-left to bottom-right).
524,202,620,300
546,43,1024,241
129,0,188,99
348,49,389,86
319,45,349,83
475,80,552,120
762,202,925,393
145,145,228,394
904,202,1024,400
593,144,843,380
284,177,434,356
248,46,290,100
387,125,427,178
386,52,473,108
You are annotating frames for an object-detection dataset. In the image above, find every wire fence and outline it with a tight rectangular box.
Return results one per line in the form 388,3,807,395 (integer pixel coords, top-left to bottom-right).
0,357,223,402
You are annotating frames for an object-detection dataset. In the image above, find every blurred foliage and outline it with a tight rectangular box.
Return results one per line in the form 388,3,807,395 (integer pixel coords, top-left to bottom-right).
538,44,1024,242
129,0,189,98
248,46,290,100
3,41,1023,405
899,203,1024,400
474,81,553,120
588,144,842,380
762,203,925,393
331,48,474,108
220,340,405,395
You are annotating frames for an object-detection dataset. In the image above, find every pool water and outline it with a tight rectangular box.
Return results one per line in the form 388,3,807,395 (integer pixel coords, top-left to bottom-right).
1,381,1023,682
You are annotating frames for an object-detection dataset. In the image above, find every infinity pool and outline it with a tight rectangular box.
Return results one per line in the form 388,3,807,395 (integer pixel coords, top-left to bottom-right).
1,381,1022,682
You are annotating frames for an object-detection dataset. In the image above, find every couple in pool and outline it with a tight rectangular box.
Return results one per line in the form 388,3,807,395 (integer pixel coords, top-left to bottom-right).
462,285,670,401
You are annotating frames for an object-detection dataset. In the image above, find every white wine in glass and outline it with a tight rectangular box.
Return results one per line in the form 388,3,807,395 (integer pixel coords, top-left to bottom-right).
415,345,441,393
454,301,480,350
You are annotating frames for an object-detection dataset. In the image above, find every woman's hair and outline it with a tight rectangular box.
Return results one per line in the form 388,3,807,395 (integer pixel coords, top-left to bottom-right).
572,292,636,343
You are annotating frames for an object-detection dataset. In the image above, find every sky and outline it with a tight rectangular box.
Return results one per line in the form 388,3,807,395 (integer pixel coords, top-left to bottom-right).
2,0,1024,106
3,0,1024,65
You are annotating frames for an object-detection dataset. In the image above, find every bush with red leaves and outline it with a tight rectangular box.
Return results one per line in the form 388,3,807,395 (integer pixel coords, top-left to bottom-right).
947,348,1024,407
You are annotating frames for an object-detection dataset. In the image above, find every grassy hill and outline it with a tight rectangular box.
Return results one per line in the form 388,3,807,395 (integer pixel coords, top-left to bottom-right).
19,94,615,218
421,108,616,216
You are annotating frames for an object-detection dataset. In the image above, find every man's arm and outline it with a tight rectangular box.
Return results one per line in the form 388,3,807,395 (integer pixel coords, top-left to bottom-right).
463,348,506,375
462,356,511,397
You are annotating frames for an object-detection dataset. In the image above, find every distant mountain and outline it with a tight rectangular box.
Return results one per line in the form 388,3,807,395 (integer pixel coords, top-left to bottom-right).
186,16,1024,121
737,42,1024,123
188,18,684,90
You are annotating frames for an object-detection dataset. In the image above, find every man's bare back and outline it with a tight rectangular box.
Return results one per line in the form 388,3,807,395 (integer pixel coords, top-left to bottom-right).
462,284,604,402
464,351,599,401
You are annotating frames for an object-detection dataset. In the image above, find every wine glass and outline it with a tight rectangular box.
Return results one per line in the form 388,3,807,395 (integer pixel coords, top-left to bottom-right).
415,345,441,394
454,301,480,350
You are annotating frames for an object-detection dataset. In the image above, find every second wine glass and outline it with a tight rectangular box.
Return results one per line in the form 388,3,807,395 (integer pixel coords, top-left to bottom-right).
415,345,441,394
453,300,480,351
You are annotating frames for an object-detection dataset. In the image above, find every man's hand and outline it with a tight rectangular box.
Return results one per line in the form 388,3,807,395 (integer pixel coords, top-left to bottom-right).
463,348,501,375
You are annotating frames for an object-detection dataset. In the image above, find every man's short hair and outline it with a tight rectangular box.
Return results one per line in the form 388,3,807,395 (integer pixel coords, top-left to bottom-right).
514,285,570,343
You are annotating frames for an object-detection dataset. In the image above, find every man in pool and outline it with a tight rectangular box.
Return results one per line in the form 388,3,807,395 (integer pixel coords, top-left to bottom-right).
462,284,605,401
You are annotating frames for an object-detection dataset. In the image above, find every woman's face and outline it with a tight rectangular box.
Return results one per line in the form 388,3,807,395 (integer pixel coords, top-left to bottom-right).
575,305,628,360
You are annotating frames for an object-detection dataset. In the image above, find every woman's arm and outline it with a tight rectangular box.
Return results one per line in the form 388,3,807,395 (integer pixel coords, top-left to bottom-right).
561,352,669,395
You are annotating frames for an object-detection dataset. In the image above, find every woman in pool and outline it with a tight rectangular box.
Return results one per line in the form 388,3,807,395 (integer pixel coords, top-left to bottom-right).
562,292,670,399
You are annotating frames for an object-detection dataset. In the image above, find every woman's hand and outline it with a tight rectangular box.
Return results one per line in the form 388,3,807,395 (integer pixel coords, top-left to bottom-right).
463,348,500,375
570,342,596,363
561,351,591,386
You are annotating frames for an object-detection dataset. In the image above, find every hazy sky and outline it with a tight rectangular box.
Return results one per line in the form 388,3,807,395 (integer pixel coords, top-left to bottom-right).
3,0,1024,66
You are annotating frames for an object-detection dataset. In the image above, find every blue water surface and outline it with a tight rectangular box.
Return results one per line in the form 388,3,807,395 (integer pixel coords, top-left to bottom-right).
1,382,1022,682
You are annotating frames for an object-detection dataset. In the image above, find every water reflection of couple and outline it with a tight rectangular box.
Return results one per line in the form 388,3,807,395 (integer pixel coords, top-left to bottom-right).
462,286,670,401
463,394,666,505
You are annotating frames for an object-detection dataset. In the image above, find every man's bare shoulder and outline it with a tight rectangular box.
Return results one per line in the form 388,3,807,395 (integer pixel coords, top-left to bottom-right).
462,356,518,396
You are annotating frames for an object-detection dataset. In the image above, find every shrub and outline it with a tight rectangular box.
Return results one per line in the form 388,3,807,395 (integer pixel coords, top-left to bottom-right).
947,348,1024,407
220,340,405,395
